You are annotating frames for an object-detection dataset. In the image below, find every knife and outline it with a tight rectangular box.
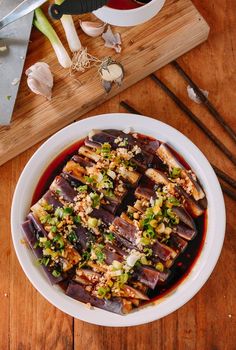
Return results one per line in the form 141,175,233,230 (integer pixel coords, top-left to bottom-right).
0,0,108,30
0,1,34,125
0,0,46,30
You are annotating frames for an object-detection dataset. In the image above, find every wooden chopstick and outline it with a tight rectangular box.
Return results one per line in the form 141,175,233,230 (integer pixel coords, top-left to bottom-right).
220,183,236,201
212,165,236,189
120,100,236,201
150,74,236,166
171,61,236,143
120,101,142,115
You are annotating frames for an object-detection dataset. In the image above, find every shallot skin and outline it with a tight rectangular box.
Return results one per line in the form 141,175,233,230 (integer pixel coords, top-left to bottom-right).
25,62,54,100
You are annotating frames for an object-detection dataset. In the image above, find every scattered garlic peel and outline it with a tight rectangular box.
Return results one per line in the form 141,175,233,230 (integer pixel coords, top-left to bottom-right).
102,25,122,53
80,20,106,37
25,62,53,100
11,78,20,86
187,85,209,104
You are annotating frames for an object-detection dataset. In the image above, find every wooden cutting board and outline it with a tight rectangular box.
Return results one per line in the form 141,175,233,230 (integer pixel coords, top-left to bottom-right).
0,0,209,166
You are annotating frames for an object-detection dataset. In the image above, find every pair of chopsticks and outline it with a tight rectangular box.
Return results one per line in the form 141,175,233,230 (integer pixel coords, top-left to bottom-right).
120,61,236,201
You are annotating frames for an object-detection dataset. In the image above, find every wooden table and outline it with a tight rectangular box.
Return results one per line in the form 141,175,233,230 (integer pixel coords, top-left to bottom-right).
0,0,235,348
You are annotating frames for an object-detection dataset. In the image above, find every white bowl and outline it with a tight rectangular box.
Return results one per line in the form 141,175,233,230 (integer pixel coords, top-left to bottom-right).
94,0,166,27
11,113,225,327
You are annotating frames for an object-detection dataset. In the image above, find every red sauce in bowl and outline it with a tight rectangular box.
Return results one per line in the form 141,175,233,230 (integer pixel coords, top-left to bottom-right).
107,0,143,10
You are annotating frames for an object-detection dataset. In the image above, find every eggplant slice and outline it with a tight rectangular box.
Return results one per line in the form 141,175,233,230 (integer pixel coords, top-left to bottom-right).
66,281,132,315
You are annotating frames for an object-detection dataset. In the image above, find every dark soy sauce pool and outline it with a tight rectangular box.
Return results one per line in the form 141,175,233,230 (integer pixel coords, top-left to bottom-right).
32,134,207,304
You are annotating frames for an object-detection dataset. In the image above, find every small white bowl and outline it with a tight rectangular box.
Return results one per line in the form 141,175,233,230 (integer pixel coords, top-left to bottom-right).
11,113,225,327
94,0,166,27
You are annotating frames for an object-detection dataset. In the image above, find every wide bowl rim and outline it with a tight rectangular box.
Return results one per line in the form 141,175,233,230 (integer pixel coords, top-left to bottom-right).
94,0,166,26
11,113,225,327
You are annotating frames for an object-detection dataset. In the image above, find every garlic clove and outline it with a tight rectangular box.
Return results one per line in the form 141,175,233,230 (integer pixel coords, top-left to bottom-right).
80,20,106,37
25,62,54,100
27,76,52,100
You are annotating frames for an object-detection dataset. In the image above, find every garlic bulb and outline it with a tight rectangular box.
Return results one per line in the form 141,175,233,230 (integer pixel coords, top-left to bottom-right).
80,20,106,37
25,62,53,100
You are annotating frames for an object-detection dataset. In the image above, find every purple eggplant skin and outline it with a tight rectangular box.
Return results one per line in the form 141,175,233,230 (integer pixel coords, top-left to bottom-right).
176,186,204,217
103,247,123,265
84,137,101,150
63,173,120,215
104,129,160,155
112,217,137,244
91,208,115,226
105,242,128,258
112,231,139,251
134,265,160,290
133,151,154,172
135,186,156,200
89,130,153,171
21,220,64,284
137,139,160,155
75,226,95,252
103,129,135,144
72,155,94,168
168,233,188,253
151,240,175,261
101,201,119,215
27,212,48,237
50,176,77,203
89,130,120,149
66,281,128,315
199,196,208,210
172,206,196,230
174,223,197,241
43,190,63,209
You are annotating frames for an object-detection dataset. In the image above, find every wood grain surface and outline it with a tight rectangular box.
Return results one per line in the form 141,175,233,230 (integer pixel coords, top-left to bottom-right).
0,0,235,349
0,0,209,166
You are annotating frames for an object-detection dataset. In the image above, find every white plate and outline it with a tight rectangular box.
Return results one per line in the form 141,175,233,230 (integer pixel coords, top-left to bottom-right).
11,113,225,327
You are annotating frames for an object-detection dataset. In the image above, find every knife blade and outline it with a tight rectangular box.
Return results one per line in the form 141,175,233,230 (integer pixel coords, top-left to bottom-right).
0,1,34,125
0,0,46,30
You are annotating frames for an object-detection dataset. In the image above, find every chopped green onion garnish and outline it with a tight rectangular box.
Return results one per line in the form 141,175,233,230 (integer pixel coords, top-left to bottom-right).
54,207,64,218
90,192,100,208
52,269,61,277
51,225,57,233
74,215,81,224
88,217,98,228
63,207,73,216
68,231,77,243
77,185,88,192
170,167,181,178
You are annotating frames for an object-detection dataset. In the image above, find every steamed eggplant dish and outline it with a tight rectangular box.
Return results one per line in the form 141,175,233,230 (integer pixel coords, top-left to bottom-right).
22,129,207,315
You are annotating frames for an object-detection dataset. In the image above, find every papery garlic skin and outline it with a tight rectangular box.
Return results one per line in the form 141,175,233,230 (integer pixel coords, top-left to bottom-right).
25,62,54,100
187,85,209,104
80,20,106,37
102,25,122,53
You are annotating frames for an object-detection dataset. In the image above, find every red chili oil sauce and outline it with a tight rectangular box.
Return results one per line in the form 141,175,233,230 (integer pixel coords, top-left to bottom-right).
32,133,207,303
107,0,142,10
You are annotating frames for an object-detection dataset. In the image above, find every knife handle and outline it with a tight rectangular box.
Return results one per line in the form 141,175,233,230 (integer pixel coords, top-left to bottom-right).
49,0,108,19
